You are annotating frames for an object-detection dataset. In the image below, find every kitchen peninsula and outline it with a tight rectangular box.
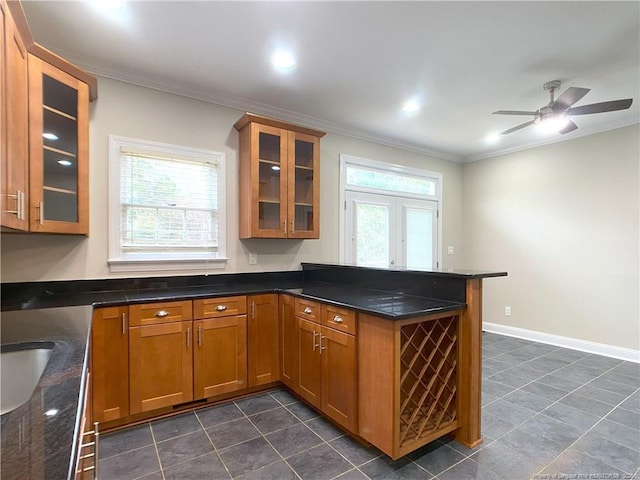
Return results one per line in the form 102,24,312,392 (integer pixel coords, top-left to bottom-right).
1,263,506,478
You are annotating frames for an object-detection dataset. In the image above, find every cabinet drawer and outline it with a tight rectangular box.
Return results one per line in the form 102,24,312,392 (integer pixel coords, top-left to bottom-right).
322,305,357,336
129,300,193,326
295,298,321,323
194,296,247,318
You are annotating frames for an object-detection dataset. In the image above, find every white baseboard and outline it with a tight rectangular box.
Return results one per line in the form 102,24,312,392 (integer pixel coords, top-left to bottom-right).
483,322,640,364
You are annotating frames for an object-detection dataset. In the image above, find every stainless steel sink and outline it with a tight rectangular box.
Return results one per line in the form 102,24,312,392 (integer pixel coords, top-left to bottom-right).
1,343,53,415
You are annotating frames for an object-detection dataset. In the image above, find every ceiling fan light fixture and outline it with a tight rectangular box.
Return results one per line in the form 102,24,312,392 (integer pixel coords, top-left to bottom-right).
536,113,570,134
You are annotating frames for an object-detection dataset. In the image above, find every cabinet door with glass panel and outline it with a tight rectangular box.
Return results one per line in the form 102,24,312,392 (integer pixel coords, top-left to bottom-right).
235,113,324,239
287,131,320,239
28,54,89,234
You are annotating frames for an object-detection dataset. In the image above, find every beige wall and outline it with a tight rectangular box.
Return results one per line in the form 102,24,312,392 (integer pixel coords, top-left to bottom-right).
0,77,464,281
463,125,640,350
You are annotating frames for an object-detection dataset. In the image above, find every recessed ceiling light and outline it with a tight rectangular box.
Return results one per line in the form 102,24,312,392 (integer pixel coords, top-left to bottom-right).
271,50,296,72
44,409,59,417
57,160,73,167
401,98,421,113
42,132,58,141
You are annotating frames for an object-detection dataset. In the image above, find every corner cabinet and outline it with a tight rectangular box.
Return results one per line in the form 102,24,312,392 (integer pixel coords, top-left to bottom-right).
28,54,89,234
1,0,95,234
234,113,325,239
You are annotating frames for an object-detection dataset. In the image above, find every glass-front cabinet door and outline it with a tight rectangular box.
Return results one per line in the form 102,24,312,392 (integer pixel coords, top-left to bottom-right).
252,123,288,238
28,54,89,234
288,132,319,238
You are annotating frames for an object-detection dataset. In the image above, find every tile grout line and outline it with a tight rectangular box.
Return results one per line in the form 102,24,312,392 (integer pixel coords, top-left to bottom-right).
148,422,167,480
531,384,640,479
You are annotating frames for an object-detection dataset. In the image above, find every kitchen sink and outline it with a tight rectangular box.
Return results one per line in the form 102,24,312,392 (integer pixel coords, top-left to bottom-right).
1,343,53,415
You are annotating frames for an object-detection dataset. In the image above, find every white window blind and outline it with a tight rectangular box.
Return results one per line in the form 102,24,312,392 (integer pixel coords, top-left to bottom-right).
108,136,226,272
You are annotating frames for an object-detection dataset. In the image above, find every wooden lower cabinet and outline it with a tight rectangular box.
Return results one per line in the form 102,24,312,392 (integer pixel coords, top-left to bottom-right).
279,294,297,388
129,321,193,414
358,311,463,459
193,315,247,398
294,316,357,432
321,326,357,432
296,317,322,408
92,306,129,423
247,294,279,386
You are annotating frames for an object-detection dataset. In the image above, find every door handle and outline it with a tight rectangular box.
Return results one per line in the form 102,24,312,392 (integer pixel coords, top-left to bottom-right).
332,315,344,324
303,307,312,314
186,327,190,348
155,310,169,318
215,305,227,312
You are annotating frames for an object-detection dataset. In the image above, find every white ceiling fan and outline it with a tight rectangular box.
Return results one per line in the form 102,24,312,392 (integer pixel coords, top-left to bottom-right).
493,80,634,135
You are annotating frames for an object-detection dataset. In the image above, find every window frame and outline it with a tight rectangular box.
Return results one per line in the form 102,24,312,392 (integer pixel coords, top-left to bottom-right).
339,154,442,267
108,135,227,273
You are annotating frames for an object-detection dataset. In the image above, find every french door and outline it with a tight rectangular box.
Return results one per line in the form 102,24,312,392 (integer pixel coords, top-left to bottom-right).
344,191,438,270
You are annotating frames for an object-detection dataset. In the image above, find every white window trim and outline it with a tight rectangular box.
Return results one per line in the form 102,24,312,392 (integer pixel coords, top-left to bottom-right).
338,153,442,267
108,135,227,273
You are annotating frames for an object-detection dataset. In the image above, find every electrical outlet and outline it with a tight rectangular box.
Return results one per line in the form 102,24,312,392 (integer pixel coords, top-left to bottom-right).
248,253,258,265
447,246,454,255
504,306,512,316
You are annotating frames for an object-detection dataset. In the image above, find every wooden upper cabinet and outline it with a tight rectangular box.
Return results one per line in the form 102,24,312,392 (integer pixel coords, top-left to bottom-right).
247,294,280,387
28,54,89,234
1,0,29,231
92,306,129,423
1,1,96,234
234,113,325,239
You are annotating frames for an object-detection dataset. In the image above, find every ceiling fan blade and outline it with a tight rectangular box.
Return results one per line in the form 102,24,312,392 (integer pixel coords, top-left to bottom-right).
500,120,536,135
566,98,633,115
551,87,590,113
493,110,538,116
558,120,578,134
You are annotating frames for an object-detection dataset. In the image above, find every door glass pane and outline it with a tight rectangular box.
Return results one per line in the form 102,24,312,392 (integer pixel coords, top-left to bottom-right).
258,132,281,230
294,139,314,232
41,74,78,223
405,208,433,269
355,203,389,268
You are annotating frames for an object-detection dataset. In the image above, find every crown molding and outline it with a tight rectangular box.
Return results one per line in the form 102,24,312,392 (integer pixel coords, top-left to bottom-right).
462,117,640,163
52,50,463,163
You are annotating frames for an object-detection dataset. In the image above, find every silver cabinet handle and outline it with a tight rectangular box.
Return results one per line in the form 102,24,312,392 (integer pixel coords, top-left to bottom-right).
18,191,25,220
38,201,44,224
186,327,190,348
155,310,169,318
198,326,202,347
291,220,294,234
215,305,227,312
251,301,255,319
332,315,344,324
303,307,312,314
312,330,318,351
284,220,287,235
319,335,326,353
122,312,126,335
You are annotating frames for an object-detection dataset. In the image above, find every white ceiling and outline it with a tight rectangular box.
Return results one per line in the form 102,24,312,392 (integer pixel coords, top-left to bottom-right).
21,1,640,163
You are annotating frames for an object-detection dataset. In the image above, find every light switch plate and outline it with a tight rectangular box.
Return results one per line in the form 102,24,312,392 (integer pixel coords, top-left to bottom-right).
248,253,258,265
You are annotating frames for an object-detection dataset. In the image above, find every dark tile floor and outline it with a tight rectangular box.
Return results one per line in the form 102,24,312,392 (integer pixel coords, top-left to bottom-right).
98,332,640,480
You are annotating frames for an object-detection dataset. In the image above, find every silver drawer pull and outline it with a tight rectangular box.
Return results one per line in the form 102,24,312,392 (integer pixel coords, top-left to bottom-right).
215,305,227,311
333,315,344,324
155,310,169,317
303,307,313,314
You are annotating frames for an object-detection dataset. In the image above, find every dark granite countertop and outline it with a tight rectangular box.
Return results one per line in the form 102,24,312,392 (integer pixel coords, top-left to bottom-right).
0,305,92,480
0,265,507,479
285,284,464,319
